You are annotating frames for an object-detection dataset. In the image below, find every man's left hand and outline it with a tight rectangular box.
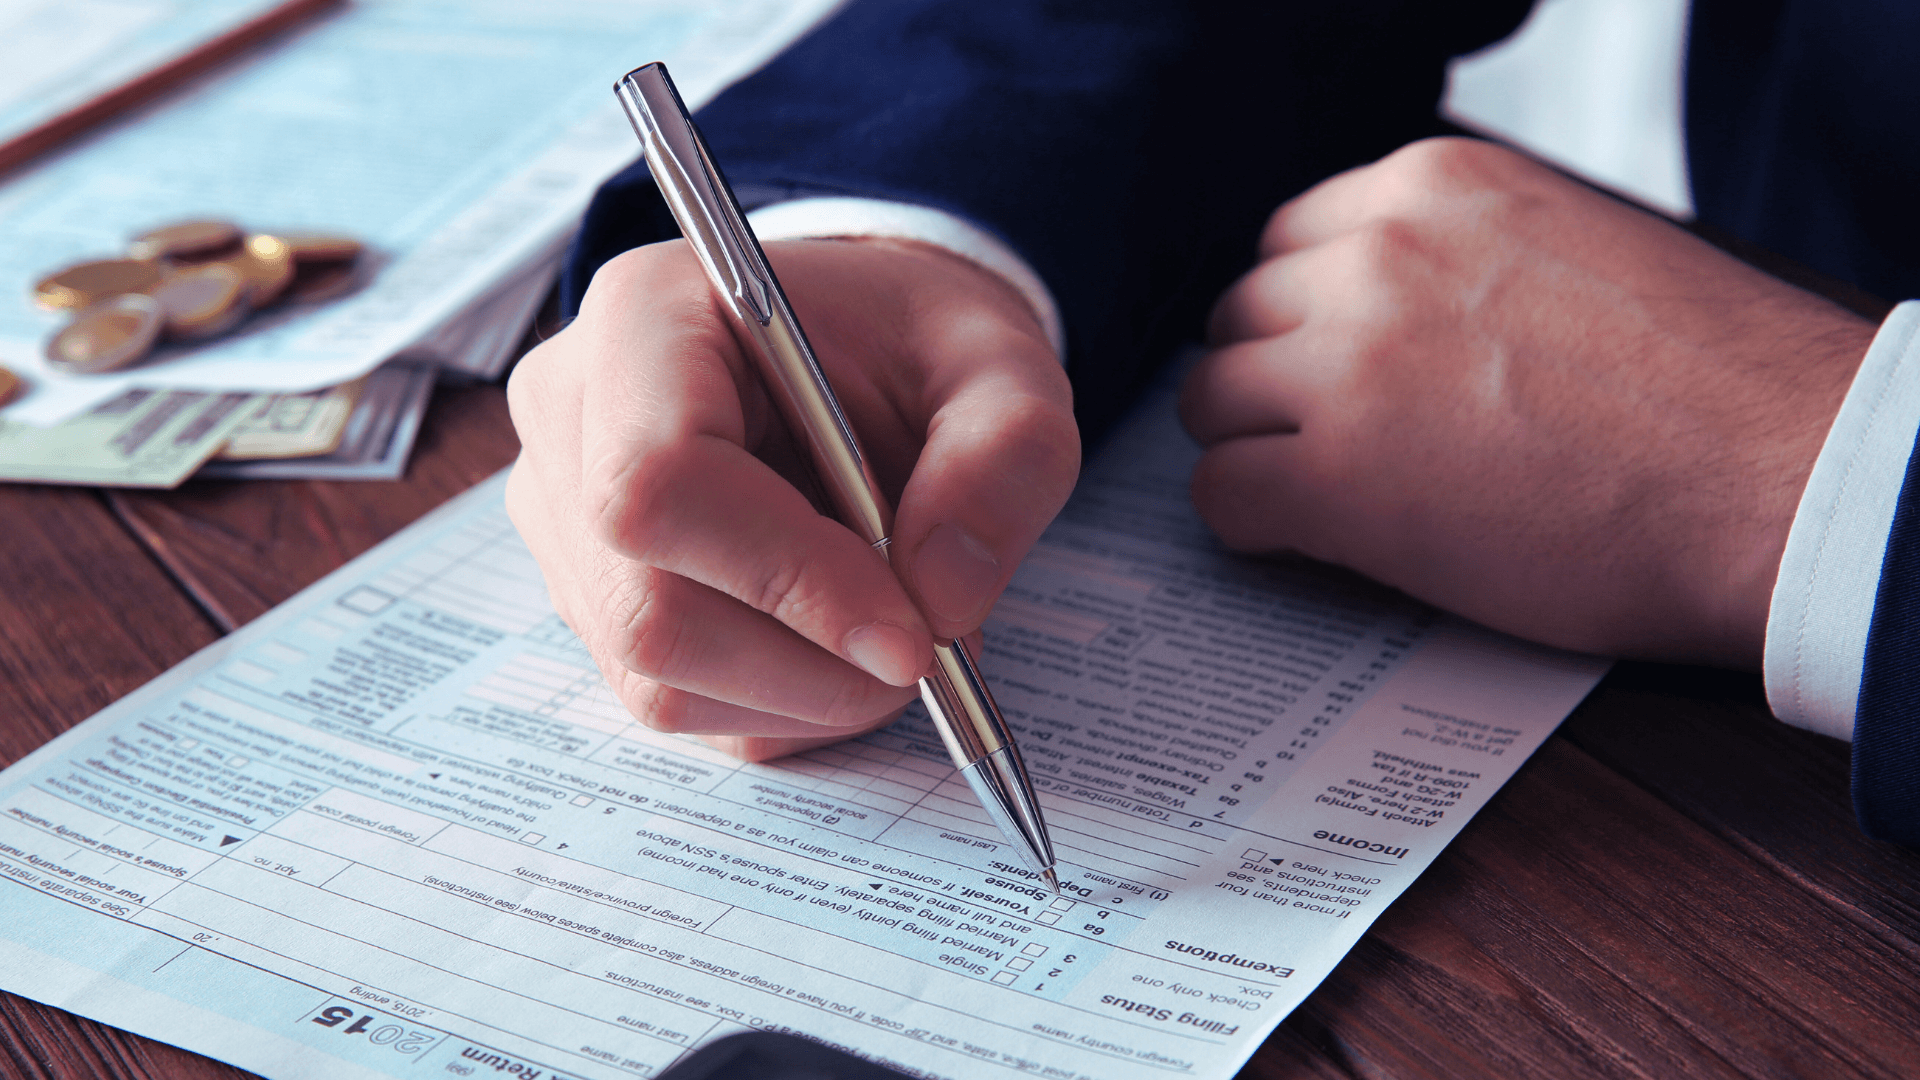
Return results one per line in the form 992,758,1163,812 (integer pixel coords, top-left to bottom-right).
1182,137,1875,668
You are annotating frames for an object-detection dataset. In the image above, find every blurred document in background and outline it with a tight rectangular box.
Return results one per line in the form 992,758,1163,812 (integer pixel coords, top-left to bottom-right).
0,0,337,174
0,0,839,425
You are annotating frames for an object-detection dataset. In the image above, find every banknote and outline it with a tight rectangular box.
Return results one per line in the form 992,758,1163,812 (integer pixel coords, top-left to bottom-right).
196,360,436,481
0,387,266,487
215,377,364,460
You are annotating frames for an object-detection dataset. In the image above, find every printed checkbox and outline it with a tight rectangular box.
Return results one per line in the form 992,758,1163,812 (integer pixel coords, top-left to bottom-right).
1007,957,1032,972
176,738,198,750
519,833,545,845
1022,943,1046,957
991,971,1017,985
1049,897,1074,911
337,586,396,615
1243,848,1267,862
571,795,594,807
226,756,249,769
1037,912,1061,925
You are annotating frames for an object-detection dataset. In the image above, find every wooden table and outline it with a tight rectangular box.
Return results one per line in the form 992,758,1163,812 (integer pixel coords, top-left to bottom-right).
3,369,1918,1080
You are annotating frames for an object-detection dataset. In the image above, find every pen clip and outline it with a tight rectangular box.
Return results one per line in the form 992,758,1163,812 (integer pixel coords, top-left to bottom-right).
615,65,773,326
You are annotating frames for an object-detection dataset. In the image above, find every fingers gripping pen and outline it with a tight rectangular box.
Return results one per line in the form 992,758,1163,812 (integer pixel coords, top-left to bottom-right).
614,63,1059,892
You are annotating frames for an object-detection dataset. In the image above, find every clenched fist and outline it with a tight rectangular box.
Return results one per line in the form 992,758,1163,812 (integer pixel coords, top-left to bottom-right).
1183,138,1875,668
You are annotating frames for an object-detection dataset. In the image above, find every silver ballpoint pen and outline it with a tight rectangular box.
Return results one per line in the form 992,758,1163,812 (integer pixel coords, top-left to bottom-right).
614,63,1059,893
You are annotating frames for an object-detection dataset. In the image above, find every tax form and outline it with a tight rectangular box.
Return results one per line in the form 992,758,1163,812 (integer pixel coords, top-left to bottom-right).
0,381,1608,1080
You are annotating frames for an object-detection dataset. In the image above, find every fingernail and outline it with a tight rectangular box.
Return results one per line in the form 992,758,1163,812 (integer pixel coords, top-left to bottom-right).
845,622,923,687
914,523,1001,625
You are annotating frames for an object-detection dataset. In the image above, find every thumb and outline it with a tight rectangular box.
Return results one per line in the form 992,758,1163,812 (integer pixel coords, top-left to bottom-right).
896,335,1078,640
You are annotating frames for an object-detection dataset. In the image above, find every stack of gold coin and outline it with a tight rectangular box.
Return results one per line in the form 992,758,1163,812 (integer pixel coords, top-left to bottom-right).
28,219,364,377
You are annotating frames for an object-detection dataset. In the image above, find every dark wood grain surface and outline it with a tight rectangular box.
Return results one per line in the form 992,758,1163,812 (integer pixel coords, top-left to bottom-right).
4,376,1918,1080
103,383,520,634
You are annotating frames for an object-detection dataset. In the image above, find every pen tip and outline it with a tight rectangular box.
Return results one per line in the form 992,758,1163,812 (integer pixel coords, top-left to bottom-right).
1042,867,1060,895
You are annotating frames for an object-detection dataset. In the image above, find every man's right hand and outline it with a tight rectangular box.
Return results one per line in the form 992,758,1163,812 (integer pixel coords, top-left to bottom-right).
505,238,1077,761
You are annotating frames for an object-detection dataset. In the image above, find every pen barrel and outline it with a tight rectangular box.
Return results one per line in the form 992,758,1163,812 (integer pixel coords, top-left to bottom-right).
743,299,893,546
617,63,894,545
921,640,1007,765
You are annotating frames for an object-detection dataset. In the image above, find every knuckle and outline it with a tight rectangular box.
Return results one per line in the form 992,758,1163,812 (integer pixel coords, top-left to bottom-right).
1348,331,1403,379
928,302,1051,370
505,335,578,445
742,555,830,632
1390,136,1508,192
934,378,1081,499
1242,257,1290,317
606,570,697,685
583,242,703,308
1336,224,1429,334
578,244,733,349
1259,208,1291,257
997,395,1083,504
588,435,694,560
1355,218,1429,267
615,676,698,735
815,679,866,728
1263,199,1290,238
1326,222,1426,329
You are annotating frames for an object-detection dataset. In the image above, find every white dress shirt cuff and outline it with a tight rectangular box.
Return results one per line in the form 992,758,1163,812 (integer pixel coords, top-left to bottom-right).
1765,300,1920,740
746,197,1065,360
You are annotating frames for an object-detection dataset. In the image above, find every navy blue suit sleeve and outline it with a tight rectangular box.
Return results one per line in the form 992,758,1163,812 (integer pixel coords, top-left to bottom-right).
1686,0,1920,847
1688,0,1920,307
564,0,1529,439
1856,429,1920,846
